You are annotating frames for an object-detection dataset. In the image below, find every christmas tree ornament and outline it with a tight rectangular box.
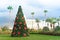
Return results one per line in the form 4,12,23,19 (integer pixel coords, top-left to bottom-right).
14,27,16,30
24,27,27,30
22,16,24,19
14,22,16,25
18,32,21,35
23,33,26,37
19,22,22,24
24,22,26,25
13,32,15,35
19,27,21,29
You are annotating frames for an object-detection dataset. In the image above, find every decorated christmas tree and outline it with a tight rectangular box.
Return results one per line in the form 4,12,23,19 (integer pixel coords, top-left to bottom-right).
11,6,29,37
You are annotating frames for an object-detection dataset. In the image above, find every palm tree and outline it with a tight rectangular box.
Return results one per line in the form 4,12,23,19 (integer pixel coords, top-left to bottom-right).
46,18,53,29
44,10,48,27
46,17,56,30
31,12,34,29
44,10,48,21
7,6,13,13
7,6,13,27
57,18,60,26
52,20,56,30
35,18,40,30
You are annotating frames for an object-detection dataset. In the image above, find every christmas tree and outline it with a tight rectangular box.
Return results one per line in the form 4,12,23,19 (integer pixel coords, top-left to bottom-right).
11,6,29,37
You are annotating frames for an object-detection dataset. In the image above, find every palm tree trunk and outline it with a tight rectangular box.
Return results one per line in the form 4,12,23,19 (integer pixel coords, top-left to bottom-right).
52,23,55,31
32,20,33,29
58,22,59,26
37,23,39,30
44,13,46,26
32,15,34,29
8,10,12,28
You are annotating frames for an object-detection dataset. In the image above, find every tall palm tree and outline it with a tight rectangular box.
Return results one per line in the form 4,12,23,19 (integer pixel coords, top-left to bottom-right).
52,20,56,30
44,10,48,27
7,6,13,13
44,10,48,21
31,12,34,29
57,18,60,26
35,18,40,30
46,18,53,29
7,6,13,27
46,17,56,30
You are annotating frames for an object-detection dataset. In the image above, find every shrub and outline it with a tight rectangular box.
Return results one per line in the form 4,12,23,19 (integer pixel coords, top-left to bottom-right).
54,26,60,31
30,29,38,33
28,28,41,33
2,30,11,34
42,27,49,32
2,26,9,31
39,26,60,36
54,26,60,33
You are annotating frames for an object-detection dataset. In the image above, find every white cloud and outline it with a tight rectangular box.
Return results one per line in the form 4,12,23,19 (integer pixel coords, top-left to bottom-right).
0,0,60,18
37,0,60,8
25,0,60,9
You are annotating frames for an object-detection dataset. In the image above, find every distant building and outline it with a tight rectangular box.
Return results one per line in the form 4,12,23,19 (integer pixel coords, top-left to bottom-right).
26,19,58,30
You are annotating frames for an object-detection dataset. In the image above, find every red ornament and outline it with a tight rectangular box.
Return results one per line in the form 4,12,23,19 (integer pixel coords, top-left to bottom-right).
19,22,22,24
23,33,26,37
24,24,25,25
24,22,26,25
22,17,24,19
18,32,21,35
24,27,27,30
13,32,15,35
14,27,16,30
19,27,21,29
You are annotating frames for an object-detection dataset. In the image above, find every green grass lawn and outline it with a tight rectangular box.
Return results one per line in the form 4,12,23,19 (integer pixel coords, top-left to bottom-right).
0,34,60,40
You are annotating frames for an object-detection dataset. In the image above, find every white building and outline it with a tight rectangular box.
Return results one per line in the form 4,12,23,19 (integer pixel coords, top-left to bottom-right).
26,19,58,30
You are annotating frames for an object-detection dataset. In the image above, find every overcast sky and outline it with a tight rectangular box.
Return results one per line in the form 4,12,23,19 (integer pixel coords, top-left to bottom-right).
0,0,60,26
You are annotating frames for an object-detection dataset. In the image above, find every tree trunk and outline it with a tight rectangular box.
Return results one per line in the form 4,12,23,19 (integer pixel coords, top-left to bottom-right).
32,20,33,29
32,15,34,29
58,22,59,26
37,23,39,30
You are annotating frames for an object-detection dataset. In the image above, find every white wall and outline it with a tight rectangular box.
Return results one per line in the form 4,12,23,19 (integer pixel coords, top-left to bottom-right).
26,19,58,30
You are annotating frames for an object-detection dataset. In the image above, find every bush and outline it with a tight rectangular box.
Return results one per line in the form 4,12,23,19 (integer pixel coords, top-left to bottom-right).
39,26,60,36
42,27,49,32
2,30,11,34
0,26,12,34
2,26,9,31
29,29,38,33
54,26,60,33
54,26,60,31
28,28,42,34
